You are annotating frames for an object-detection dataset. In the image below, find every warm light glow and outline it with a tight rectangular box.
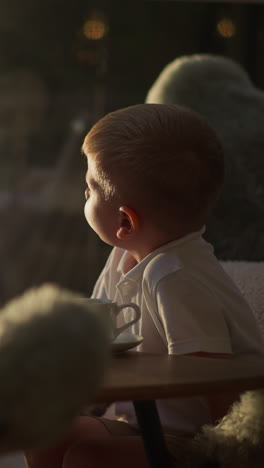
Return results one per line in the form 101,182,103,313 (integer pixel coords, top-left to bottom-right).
217,18,236,38
83,19,107,40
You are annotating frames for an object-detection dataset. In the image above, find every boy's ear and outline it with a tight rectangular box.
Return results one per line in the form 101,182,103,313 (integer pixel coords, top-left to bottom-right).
116,206,139,240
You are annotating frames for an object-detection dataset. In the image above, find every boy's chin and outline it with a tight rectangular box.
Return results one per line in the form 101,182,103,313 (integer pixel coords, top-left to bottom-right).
92,228,118,247
98,234,117,247
84,220,114,246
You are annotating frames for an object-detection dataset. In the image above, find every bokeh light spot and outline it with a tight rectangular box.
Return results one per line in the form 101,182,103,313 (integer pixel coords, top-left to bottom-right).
83,19,107,40
217,18,236,38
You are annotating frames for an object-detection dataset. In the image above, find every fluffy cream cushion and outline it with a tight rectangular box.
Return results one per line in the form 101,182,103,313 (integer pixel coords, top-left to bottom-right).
221,261,264,338
168,390,264,468
146,54,264,261
0,284,109,453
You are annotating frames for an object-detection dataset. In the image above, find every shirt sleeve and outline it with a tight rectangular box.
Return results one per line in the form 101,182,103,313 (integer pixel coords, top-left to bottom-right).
155,271,233,355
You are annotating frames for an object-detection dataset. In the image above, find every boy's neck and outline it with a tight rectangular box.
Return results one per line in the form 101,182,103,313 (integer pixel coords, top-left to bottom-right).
123,226,194,270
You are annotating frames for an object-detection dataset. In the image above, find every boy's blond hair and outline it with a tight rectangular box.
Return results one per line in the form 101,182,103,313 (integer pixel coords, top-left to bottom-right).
82,104,224,231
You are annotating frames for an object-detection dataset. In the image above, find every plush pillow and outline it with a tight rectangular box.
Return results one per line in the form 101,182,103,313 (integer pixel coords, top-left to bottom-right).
167,389,264,468
221,261,264,338
0,284,109,453
146,54,264,261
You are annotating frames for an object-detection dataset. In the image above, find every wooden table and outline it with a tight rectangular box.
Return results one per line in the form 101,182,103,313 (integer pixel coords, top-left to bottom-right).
94,352,264,468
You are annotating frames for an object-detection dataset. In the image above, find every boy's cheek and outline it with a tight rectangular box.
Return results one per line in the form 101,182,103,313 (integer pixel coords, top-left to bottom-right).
84,203,99,230
84,202,88,220
84,202,92,225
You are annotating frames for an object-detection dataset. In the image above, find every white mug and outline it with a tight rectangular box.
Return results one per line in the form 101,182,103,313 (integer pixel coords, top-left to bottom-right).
77,298,141,341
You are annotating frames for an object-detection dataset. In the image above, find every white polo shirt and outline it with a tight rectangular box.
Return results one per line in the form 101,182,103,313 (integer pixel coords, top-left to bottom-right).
92,227,264,434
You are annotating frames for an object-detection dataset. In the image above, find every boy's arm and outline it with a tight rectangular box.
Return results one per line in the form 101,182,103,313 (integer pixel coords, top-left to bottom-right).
153,274,238,422
155,273,233,356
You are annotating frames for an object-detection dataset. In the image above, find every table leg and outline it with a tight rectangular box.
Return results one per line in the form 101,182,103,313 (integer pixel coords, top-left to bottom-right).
133,400,172,468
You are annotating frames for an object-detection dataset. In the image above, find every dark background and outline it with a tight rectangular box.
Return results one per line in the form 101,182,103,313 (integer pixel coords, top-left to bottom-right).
1,1,264,165
0,1,263,304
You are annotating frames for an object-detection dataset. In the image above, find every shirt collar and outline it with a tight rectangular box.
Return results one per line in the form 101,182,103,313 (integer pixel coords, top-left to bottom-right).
116,226,206,283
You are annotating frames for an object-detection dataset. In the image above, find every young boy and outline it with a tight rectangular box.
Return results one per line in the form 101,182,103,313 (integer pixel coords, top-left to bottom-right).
26,104,264,468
